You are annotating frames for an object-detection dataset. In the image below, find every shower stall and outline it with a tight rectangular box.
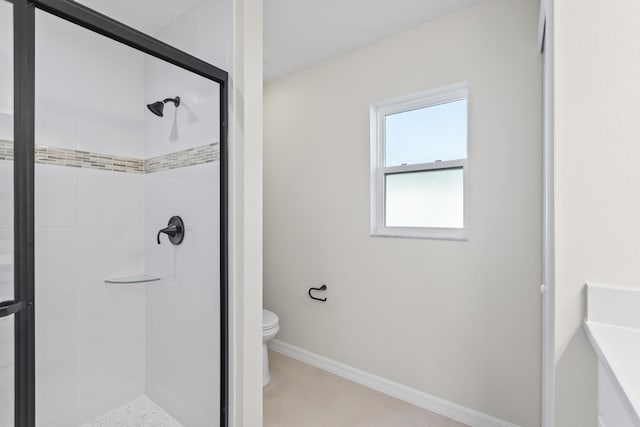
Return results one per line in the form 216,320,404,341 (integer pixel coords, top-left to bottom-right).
0,0,229,425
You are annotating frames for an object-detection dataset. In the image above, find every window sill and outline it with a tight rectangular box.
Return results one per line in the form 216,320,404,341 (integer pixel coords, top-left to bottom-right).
370,227,467,241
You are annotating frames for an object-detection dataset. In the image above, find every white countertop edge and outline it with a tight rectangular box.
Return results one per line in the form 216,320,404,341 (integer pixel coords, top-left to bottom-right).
586,282,640,292
585,320,640,423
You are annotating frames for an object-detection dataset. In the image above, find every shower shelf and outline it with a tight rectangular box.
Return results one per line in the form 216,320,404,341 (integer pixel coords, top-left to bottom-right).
104,274,161,284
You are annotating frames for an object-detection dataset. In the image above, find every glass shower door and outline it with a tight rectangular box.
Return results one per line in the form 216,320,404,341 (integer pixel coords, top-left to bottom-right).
0,0,15,424
1,1,29,425
5,0,228,424
32,2,228,425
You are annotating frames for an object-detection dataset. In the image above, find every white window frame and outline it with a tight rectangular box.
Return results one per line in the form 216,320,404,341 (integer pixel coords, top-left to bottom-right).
370,81,469,240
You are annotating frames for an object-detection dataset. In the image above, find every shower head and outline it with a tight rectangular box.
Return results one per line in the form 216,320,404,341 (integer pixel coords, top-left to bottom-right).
147,101,165,117
147,96,180,117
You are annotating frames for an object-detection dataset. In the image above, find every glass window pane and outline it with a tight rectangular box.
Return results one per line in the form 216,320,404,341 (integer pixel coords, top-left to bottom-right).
385,168,464,229
385,99,467,166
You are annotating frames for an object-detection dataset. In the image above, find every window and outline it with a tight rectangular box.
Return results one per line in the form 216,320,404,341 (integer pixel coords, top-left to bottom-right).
370,82,468,240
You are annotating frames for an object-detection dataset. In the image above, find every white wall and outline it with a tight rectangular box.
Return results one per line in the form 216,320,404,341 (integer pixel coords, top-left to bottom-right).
553,1,640,426
230,0,264,425
263,0,542,426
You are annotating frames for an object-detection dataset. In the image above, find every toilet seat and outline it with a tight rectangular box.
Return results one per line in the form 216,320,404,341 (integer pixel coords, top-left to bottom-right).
262,309,279,331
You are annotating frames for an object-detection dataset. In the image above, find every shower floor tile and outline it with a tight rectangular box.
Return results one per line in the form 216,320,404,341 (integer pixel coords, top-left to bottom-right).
81,395,182,427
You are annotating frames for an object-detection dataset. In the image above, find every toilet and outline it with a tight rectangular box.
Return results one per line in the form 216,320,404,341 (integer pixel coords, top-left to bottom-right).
262,309,280,385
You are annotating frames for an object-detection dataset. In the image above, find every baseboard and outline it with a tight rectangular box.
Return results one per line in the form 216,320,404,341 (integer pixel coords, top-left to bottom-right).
268,339,521,427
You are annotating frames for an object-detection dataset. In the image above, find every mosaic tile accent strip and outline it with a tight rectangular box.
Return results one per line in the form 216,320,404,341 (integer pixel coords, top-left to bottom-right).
36,145,145,173
0,140,12,161
0,140,219,174
145,143,219,173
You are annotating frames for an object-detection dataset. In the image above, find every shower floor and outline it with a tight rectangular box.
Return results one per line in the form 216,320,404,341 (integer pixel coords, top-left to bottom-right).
81,396,182,427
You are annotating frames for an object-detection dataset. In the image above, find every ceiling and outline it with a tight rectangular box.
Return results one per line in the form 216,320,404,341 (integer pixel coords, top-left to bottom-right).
55,0,480,81
264,0,481,80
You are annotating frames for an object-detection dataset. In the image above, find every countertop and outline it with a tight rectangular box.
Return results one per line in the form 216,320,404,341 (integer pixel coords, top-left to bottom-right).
585,283,640,423
585,320,640,421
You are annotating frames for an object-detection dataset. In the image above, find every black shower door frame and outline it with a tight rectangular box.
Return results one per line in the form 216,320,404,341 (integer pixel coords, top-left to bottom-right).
10,0,229,426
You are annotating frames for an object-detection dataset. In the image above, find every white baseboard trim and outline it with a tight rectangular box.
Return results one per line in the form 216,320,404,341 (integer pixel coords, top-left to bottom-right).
268,339,520,427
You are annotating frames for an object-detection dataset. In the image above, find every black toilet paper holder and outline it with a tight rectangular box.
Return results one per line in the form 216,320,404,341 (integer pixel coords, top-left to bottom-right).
308,285,327,302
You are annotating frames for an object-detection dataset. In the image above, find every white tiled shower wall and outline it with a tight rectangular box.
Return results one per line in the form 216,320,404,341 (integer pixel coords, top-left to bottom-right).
35,11,146,157
34,12,147,426
0,157,14,427
35,166,146,426
0,1,231,426
143,1,230,424
144,163,220,426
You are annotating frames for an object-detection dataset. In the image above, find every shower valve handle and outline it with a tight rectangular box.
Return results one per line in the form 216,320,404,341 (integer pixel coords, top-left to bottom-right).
157,224,177,243
157,216,185,245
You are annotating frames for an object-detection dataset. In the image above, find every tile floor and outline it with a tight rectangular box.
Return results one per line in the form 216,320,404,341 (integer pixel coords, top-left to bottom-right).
264,350,469,427
81,396,182,427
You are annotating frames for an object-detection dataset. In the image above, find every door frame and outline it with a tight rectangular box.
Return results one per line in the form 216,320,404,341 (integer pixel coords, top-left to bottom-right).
9,1,230,425
538,0,555,425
